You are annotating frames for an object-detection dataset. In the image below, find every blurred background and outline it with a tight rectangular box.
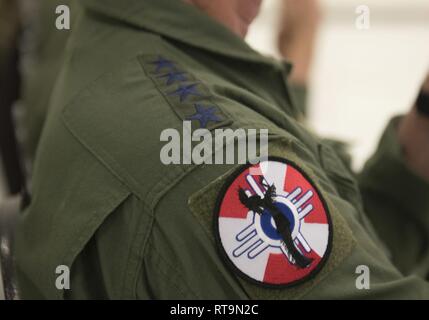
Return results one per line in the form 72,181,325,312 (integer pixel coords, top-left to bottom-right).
247,0,429,170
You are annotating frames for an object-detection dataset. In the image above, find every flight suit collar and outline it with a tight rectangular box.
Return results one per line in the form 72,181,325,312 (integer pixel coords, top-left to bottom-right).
81,0,300,119
81,0,285,67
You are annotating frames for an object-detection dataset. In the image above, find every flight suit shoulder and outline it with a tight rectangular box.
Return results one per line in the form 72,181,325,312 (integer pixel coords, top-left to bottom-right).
148,133,429,299
60,51,286,208
143,135,358,299
57,48,406,299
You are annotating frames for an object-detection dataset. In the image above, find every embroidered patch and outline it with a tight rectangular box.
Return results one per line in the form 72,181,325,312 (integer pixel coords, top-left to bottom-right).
214,157,332,288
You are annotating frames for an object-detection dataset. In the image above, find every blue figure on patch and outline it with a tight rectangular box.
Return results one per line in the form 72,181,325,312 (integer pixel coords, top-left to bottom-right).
168,83,202,102
150,57,176,73
186,104,222,128
158,71,187,86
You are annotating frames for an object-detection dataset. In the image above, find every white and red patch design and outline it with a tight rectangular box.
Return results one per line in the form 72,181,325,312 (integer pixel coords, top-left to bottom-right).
214,158,332,287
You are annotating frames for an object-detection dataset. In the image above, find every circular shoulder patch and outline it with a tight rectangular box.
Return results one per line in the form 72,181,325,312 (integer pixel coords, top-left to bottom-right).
214,157,332,288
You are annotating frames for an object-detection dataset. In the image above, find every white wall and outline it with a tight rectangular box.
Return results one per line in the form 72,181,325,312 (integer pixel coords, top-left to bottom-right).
247,0,429,170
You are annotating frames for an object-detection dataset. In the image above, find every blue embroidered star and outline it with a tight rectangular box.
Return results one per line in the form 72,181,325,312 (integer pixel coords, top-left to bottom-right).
168,83,202,102
186,104,222,128
150,57,176,74
158,71,187,86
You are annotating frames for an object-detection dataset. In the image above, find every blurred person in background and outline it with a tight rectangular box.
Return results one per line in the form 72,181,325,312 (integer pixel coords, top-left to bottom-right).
0,0,22,301
0,0,76,300
278,0,429,277
278,0,321,116
0,0,24,196
19,0,76,175
0,0,76,195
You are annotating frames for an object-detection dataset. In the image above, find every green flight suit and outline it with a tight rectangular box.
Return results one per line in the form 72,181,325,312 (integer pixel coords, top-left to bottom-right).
15,0,429,299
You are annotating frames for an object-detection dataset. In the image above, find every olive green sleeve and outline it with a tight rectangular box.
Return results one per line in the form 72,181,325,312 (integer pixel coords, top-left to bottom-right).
135,136,429,299
358,116,429,277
